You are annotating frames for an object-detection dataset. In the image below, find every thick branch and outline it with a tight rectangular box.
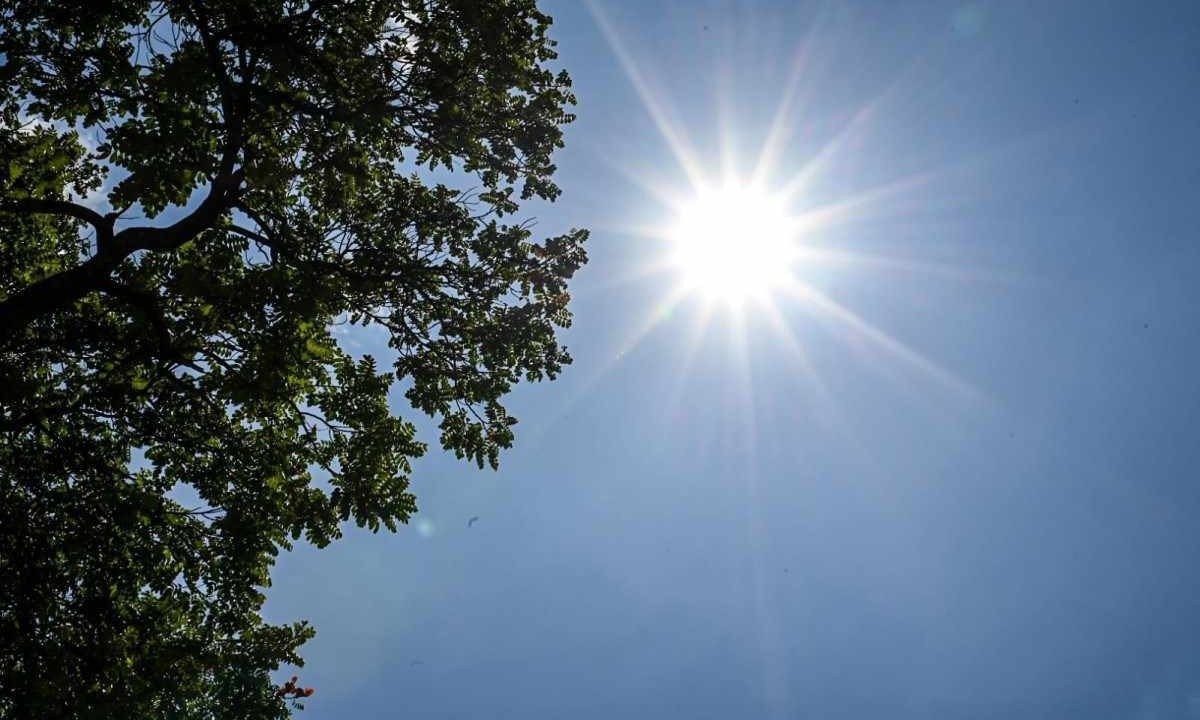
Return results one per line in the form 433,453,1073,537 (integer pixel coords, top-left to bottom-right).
1,198,109,231
0,169,244,338
0,3,248,340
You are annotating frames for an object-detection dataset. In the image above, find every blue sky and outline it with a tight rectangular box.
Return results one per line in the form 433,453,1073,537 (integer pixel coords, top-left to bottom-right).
265,1,1200,717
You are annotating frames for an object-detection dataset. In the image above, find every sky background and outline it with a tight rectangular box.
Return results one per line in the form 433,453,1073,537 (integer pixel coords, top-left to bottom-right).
265,1,1200,718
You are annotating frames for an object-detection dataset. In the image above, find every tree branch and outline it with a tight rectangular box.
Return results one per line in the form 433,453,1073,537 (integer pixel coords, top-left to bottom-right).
1,198,109,230
226,222,274,248
0,3,251,340
0,168,245,339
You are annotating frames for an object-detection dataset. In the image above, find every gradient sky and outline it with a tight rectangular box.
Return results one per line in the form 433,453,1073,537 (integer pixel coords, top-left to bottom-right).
264,2,1200,717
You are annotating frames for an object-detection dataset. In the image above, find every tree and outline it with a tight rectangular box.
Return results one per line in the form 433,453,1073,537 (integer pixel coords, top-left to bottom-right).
0,1,587,717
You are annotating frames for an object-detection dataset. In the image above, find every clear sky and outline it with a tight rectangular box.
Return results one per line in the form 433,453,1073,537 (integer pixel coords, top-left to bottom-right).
265,2,1200,717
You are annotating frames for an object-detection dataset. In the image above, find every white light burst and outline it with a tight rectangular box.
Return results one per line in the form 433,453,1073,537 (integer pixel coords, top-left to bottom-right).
571,0,982,417
667,182,799,305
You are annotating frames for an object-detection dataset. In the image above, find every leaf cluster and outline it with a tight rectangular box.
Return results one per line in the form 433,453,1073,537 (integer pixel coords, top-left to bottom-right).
0,2,587,717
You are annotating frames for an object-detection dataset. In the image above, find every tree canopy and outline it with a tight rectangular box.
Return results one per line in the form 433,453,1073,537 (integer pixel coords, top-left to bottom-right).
0,1,586,717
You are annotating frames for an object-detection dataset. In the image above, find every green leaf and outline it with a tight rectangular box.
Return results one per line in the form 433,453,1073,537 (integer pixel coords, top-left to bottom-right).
305,337,334,360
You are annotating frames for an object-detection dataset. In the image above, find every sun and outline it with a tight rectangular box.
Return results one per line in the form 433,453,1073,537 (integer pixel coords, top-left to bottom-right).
667,183,799,304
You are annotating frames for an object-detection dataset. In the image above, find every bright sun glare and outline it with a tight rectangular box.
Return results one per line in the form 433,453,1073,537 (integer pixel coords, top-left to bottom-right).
668,184,798,304
573,1,980,419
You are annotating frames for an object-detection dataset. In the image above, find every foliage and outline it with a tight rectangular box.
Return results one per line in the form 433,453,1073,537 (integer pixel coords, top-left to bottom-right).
0,1,586,717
